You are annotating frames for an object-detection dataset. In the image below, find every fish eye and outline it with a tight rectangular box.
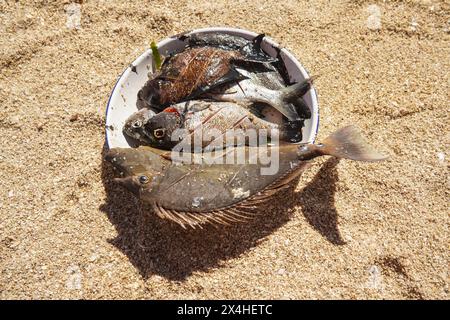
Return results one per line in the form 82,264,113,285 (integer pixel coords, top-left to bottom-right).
153,128,166,139
138,175,149,184
132,120,142,129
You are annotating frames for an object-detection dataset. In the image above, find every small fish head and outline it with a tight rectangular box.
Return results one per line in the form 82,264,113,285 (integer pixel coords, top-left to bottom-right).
123,108,156,143
105,147,166,197
143,111,183,149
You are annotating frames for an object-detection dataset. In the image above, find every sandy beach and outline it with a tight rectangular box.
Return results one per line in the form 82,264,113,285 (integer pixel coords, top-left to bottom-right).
0,0,448,299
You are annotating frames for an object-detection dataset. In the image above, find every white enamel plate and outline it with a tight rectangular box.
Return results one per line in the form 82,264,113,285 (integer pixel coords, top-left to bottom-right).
105,27,319,148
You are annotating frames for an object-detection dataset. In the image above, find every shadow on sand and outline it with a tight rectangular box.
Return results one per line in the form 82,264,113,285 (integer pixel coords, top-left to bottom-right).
100,144,344,280
298,157,345,245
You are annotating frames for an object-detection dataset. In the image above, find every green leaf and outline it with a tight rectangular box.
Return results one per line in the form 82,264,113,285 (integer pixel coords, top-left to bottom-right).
150,41,162,70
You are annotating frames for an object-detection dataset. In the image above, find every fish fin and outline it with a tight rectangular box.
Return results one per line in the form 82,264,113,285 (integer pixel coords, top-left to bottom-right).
172,30,192,40
163,208,188,229
170,209,199,229
252,33,266,48
205,208,256,224
271,47,293,85
238,35,262,52
153,203,187,229
136,83,153,110
139,145,174,158
318,126,388,162
208,214,231,226
236,33,277,63
231,59,276,72
160,152,173,161
272,76,317,120
154,203,210,229
216,67,249,85
189,68,248,100
160,53,174,68
216,210,245,223
227,208,254,221
272,102,300,121
152,202,258,228
136,79,165,112
186,212,206,227
234,33,278,68
291,98,312,119
280,76,316,104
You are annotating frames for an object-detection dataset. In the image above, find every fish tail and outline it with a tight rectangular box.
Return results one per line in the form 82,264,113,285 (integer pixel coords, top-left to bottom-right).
317,126,388,162
252,33,265,49
280,76,316,103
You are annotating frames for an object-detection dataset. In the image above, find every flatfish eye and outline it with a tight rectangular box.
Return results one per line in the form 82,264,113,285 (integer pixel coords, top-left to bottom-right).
132,120,142,128
138,175,149,184
153,128,166,139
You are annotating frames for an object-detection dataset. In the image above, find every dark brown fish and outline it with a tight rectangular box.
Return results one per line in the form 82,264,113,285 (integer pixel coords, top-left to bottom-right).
137,49,270,111
106,126,387,229
138,47,241,109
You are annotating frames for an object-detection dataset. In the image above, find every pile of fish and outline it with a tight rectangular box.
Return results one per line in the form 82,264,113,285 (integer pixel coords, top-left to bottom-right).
105,32,387,228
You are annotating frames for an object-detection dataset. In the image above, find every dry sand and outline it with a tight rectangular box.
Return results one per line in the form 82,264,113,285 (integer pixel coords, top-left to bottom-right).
0,0,448,299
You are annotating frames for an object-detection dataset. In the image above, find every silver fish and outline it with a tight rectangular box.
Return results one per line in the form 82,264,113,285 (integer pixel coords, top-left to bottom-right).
204,72,315,121
127,100,304,152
